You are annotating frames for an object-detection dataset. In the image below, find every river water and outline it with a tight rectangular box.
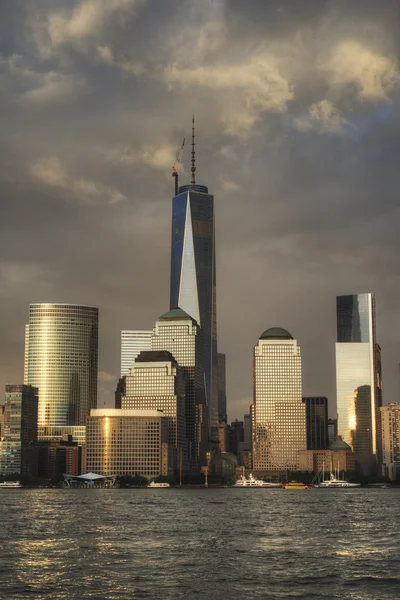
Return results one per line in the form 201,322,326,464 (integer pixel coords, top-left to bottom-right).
0,488,399,599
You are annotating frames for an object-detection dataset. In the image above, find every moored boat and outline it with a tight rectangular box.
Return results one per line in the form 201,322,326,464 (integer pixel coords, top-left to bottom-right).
234,474,281,487
318,473,360,488
0,481,22,489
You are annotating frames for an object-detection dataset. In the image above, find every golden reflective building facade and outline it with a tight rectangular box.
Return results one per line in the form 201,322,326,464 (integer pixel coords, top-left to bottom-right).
86,409,172,478
122,350,187,471
252,328,306,472
24,304,98,441
335,294,382,476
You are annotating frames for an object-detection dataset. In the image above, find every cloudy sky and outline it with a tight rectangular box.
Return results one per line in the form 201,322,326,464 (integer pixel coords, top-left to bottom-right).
1,0,400,419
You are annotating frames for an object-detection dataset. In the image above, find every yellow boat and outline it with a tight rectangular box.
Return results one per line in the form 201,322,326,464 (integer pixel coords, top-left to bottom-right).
283,481,308,490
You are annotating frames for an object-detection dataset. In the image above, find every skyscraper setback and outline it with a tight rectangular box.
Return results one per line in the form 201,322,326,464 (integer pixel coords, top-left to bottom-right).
169,119,218,432
335,294,382,475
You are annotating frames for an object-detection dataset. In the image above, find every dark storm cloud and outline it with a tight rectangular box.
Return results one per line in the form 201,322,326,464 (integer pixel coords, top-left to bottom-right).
1,0,400,416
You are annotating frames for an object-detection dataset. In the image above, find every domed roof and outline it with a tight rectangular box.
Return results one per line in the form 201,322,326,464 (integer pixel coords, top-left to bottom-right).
329,439,351,451
260,327,293,340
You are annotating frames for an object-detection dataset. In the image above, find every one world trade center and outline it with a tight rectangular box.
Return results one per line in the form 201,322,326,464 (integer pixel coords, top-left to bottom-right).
169,118,218,433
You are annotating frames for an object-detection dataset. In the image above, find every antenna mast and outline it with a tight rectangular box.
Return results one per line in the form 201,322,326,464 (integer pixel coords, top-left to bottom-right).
191,115,196,185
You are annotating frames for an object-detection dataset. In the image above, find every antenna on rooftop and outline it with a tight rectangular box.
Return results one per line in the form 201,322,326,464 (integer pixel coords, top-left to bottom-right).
191,115,196,185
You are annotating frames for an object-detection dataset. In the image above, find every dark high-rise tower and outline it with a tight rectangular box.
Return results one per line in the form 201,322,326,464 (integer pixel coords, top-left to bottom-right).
335,293,382,476
169,118,218,432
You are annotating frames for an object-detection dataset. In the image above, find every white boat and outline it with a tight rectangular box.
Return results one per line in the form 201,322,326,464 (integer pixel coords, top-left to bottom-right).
147,481,170,488
0,481,22,488
318,473,360,488
234,474,281,488
316,461,360,488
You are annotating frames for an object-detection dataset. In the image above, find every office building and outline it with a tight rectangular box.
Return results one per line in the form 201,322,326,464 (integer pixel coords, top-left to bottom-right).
0,385,38,477
381,403,400,480
86,409,172,478
335,294,382,476
252,328,306,472
120,330,152,377
24,304,98,442
243,413,252,469
299,439,355,473
302,397,328,450
122,351,186,471
38,434,81,480
217,353,227,423
169,119,219,432
152,308,208,468
327,418,338,446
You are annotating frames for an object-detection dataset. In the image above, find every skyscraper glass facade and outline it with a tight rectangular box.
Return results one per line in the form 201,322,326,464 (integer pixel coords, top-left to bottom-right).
302,397,328,450
170,184,218,431
24,304,98,441
335,294,382,475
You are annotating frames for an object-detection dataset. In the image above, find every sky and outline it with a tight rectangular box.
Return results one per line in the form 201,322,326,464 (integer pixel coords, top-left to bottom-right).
1,0,400,420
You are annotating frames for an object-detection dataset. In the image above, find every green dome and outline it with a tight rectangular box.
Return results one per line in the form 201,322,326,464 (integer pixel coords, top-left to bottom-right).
329,440,351,451
260,327,293,340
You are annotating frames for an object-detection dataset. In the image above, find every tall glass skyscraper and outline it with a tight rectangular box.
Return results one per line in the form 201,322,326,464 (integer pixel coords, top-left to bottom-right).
24,304,98,442
335,294,382,475
169,126,218,432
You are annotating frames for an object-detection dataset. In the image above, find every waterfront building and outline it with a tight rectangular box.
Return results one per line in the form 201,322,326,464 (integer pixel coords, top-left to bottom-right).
37,434,81,479
302,397,328,450
381,403,400,480
122,350,187,471
217,353,227,423
327,418,338,446
335,294,382,476
24,303,98,442
86,409,172,478
252,328,306,472
120,330,152,377
0,385,38,477
169,119,219,432
298,439,355,473
151,308,207,468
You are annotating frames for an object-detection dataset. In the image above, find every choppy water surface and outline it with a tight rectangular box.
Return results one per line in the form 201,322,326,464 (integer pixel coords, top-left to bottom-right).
0,488,399,599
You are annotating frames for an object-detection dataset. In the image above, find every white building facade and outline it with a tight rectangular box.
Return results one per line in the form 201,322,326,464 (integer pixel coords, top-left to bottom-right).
120,330,152,376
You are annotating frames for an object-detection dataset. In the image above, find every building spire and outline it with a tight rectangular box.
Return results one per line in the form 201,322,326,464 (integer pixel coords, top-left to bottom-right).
191,114,196,185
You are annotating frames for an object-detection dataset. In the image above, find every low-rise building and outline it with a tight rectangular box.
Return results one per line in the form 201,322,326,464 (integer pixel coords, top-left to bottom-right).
85,409,172,478
38,434,81,479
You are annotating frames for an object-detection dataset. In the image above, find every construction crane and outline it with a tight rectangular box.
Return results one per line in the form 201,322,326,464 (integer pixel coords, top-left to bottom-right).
172,137,186,195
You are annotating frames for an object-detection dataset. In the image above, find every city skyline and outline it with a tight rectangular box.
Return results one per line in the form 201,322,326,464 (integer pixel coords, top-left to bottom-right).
2,2,400,420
